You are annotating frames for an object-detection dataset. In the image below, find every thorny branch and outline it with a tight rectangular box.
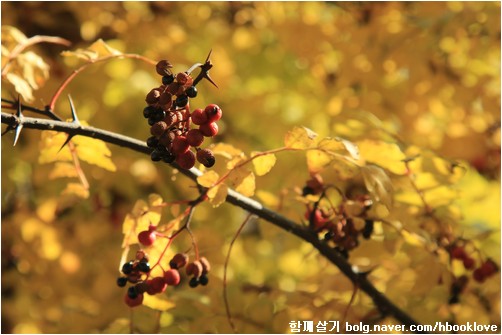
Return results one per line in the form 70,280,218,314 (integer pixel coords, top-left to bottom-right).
1,107,422,331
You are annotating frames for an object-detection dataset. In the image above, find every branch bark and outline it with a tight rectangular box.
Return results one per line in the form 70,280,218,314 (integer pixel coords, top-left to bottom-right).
1,109,422,330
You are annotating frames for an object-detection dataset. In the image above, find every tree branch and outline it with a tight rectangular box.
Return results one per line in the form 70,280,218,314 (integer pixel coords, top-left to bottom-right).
1,110,422,330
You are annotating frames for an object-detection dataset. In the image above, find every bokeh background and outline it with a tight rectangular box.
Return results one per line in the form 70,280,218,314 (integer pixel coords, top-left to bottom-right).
2,2,500,333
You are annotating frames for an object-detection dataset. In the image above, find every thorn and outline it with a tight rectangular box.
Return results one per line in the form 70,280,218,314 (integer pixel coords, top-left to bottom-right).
13,95,23,146
204,73,219,88
204,49,213,63
68,95,80,124
58,134,74,153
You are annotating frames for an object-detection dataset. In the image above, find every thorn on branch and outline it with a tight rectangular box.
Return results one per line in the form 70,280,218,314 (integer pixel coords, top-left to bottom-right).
193,49,218,88
13,95,24,146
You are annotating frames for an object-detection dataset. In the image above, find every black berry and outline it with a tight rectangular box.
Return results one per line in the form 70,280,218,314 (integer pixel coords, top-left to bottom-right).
169,260,178,269
127,286,138,299
146,136,159,148
362,219,374,239
185,86,197,98
162,74,175,85
162,151,176,164
189,277,199,288
117,277,128,287
122,261,134,275
199,274,209,286
137,261,150,273
175,95,188,108
143,106,155,119
151,149,163,162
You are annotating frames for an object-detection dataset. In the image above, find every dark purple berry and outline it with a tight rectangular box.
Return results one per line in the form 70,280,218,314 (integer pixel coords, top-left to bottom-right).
137,261,150,273
189,277,199,288
117,277,128,287
162,151,176,164
146,136,159,148
151,149,163,162
199,274,209,286
185,86,197,98
127,286,138,299
175,95,188,108
143,106,155,119
162,74,175,85
122,261,134,275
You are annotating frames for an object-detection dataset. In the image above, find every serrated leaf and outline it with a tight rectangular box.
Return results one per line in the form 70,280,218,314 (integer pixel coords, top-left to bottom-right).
229,167,255,197
39,131,73,163
306,150,332,174
207,184,228,207
49,162,78,179
357,139,406,174
197,170,219,188
142,294,175,312
61,38,122,61
62,182,89,198
361,165,393,208
284,126,317,149
251,152,276,176
72,136,116,171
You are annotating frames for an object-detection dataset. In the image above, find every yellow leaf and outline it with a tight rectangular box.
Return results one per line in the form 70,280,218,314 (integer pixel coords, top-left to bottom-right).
148,193,164,207
49,162,78,179
401,229,427,247
361,165,393,208
256,190,280,208
306,150,331,174
62,182,89,198
318,137,360,161
142,294,175,312
251,152,276,176
61,38,122,61
207,184,228,207
39,131,72,164
102,318,130,334
211,143,243,160
229,167,255,197
73,136,116,171
357,139,407,175
197,170,219,187
284,126,317,149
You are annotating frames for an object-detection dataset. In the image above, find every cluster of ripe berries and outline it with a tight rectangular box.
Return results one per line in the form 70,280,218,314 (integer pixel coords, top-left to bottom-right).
449,245,498,283
303,176,373,258
143,60,222,170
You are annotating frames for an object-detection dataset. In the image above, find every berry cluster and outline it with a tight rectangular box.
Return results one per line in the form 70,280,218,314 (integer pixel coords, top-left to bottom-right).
449,245,498,283
302,176,374,259
117,222,212,308
143,60,221,170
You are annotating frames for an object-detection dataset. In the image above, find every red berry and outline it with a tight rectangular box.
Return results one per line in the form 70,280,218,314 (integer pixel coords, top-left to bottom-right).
164,269,181,286
450,246,466,260
138,230,156,246
186,261,203,278
176,150,196,170
196,149,215,167
463,257,475,270
204,104,222,123
124,292,144,307
172,136,190,154
170,253,189,268
199,122,219,137
191,108,208,125
480,259,498,277
150,277,167,294
186,129,205,147
473,268,486,283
